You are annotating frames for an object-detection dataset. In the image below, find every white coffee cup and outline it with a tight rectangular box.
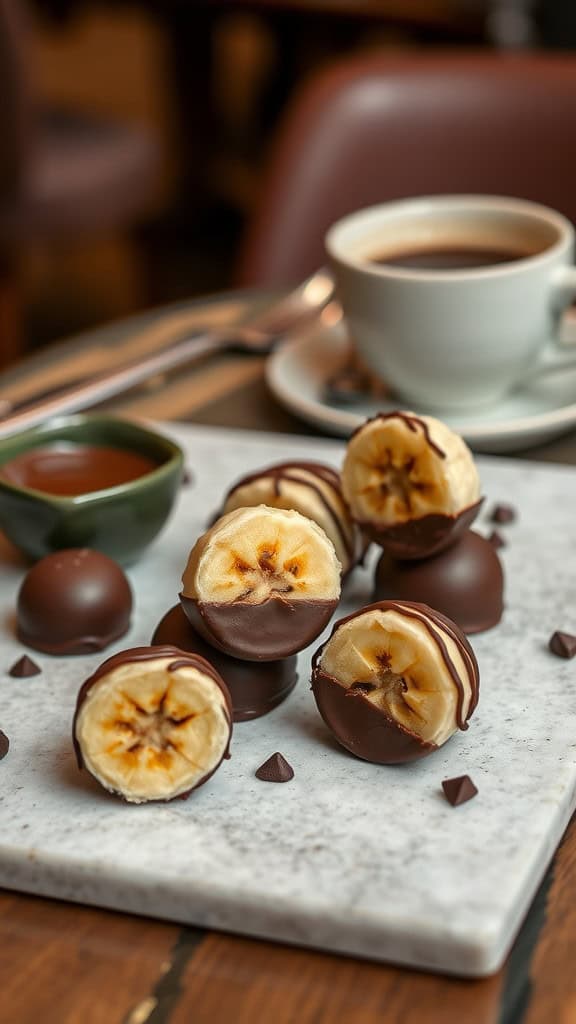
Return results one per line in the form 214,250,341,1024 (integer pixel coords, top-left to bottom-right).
325,195,576,412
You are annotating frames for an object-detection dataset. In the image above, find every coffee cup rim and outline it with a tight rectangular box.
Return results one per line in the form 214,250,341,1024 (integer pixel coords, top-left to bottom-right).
325,194,572,280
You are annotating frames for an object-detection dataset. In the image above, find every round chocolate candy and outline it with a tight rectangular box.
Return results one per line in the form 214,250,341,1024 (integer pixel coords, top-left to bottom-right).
180,505,341,661
341,411,482,559
311,600,479,765
17,548,132,655
220,461,362,576
373,530,504,634
73,646,232,803
152,605,298,721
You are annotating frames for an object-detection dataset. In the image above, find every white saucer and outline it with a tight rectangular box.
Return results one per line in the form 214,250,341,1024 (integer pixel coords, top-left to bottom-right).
267,323,576,453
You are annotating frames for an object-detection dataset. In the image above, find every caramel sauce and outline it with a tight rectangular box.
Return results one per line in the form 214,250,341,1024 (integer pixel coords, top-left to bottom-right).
0,443,159,495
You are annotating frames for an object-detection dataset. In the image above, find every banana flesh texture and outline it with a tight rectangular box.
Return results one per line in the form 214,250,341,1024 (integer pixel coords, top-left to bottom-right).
341,412,480,527
319,605,475,747
182,505,342,605
222,466,359,574
75,656,231,802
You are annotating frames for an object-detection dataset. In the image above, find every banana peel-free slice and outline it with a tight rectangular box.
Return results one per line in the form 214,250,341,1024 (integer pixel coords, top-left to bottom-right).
181,505,342,661
73,646,232,803
221,461,363,576
311,600,479,764
341,411,482,559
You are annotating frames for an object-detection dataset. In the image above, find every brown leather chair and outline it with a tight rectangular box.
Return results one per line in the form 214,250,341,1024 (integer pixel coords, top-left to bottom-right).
237,51,576,286
0,0,160,367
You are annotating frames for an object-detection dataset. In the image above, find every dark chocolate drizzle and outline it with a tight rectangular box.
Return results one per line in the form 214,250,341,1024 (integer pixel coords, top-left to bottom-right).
222,461,357,568
348,411,447,459
312,600,479,731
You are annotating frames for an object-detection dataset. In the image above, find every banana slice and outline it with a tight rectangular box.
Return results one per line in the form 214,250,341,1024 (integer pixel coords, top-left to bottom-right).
181,505,342,661
73,646,232,803
221,461,362,576
311,600,479,764
341,411,481,558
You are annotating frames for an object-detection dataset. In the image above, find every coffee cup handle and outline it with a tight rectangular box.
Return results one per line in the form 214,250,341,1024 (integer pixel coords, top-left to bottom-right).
520,266,576,382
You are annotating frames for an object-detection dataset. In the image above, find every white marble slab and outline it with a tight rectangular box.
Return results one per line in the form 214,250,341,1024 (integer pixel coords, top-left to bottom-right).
1,423,576,978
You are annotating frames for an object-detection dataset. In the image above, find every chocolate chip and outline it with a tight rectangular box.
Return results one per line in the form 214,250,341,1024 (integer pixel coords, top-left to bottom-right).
0,730,9,760
488,530,506,550
490,503,516,524
8,655,41,678
181,467,193,487
548,631,576,659
441,774,478,806
255,752,294,783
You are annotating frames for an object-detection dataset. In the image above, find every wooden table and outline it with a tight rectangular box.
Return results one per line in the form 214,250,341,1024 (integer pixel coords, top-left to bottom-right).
1,291,576,1023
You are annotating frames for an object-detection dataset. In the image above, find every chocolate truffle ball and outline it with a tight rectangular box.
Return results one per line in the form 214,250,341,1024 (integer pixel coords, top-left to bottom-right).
152,605,298,721
17,548,132,655
311,600,479,765
373,530,504,634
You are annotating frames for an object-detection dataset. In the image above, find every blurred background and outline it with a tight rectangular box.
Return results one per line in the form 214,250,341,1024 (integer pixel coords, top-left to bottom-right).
2,0,575,365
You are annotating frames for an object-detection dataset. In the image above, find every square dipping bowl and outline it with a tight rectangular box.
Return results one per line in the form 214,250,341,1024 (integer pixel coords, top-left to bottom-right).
0,415,184,564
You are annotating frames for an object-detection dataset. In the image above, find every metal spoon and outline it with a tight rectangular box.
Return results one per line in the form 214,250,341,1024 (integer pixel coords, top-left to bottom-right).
0,268,336,438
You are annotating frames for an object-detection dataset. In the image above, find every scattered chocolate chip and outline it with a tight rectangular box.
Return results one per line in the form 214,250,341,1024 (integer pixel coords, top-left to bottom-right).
488,530,506,550
8,655,41,678
0,730,9,760
181,467,193,487
490,503,516,524
441,774,478,807
255,752,294,783
549,631,576,659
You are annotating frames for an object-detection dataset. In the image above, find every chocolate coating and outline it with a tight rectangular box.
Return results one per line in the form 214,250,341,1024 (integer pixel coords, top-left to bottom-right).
152,605,298,720
367,500,483,561
312,671,436,763
311,600,479,765
180,593,337,662
373,530,504,634
73,645,232,800
344,412,482,559
17,548,132,655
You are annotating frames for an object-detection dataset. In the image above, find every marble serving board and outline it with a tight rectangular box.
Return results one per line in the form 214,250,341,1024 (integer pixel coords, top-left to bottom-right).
1,423,576,978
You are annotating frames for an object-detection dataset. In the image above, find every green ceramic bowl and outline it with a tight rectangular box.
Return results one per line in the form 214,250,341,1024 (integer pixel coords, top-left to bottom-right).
0,415,184,564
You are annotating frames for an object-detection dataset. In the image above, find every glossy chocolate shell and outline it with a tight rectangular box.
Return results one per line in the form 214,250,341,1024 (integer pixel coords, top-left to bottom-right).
152,605,298,720
373,530,504,634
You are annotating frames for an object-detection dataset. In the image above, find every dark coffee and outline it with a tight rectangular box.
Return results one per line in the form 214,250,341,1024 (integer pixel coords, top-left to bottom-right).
369,245,536,270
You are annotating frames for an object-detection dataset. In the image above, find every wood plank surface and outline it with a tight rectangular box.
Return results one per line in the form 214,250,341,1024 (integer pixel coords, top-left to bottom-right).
169,932,505,1024
0,891,180,1024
